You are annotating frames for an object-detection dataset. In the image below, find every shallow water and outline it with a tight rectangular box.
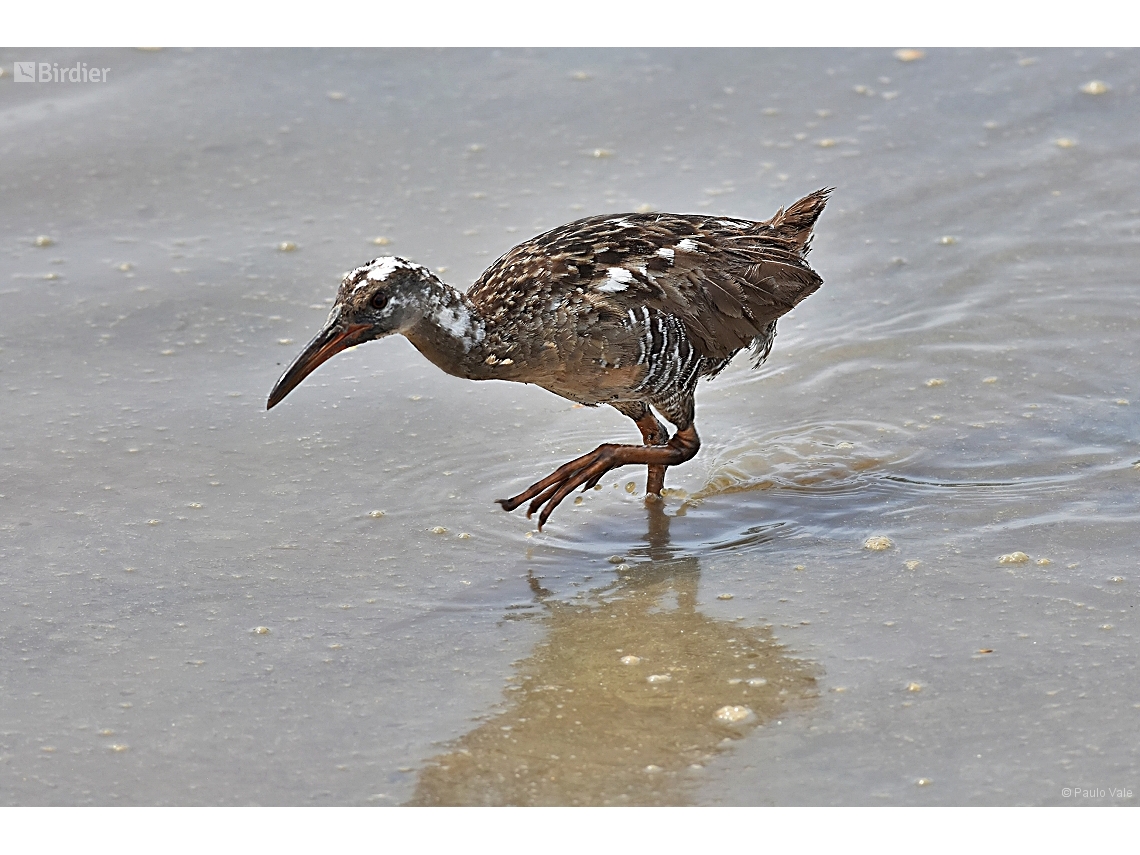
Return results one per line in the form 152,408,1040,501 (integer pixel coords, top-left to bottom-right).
1,47,1138,805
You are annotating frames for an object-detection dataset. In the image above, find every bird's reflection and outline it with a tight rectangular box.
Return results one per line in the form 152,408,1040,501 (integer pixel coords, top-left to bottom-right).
408,502,819,806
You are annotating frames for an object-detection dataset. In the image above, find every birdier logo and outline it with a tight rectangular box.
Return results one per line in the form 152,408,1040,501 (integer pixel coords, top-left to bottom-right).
12,61,110,83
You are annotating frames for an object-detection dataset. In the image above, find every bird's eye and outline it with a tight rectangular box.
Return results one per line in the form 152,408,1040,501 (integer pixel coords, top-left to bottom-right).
371,291,389,311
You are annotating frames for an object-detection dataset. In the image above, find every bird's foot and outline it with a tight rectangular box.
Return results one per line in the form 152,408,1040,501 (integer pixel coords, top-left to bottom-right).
497,428,699,530
496,443,626,530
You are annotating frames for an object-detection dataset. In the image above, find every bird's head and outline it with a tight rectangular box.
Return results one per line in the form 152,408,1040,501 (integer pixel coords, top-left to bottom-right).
266,256,438,409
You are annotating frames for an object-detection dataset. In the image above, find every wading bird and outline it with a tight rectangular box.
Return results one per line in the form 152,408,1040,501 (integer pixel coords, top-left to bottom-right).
267,189,829,529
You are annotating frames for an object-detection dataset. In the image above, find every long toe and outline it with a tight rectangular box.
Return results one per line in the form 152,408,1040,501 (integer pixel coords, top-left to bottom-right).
537,459,611,529
499,432,699,528
495,447,614,515
526,481,564,519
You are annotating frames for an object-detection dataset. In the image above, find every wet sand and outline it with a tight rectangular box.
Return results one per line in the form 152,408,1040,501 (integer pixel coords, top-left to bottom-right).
1,48,1137,805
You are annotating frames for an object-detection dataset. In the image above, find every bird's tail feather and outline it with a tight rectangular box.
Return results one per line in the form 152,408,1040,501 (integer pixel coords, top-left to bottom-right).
749,320,778,368
767,187,832,252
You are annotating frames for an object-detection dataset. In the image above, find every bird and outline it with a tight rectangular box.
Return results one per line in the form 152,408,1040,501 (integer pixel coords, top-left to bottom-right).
267,188,830,529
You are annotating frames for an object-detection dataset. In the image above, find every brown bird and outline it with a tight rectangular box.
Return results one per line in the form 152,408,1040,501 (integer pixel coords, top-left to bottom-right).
267,189,830,529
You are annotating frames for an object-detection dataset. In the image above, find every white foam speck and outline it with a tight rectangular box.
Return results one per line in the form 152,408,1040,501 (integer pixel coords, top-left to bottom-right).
676,238,699,252
596,267,634,293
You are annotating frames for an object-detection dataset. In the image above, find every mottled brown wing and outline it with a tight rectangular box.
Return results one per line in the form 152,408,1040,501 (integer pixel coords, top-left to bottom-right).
648,239,822,358
468,190,828,361
637,189,829,357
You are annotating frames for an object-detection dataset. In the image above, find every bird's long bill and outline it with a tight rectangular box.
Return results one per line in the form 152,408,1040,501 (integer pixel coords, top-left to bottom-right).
266,320,372,410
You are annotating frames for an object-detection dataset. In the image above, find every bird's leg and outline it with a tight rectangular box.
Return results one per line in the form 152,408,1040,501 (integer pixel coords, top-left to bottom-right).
496,425,701,530
640,395,695,499
496,400,664,520
627,405,670,497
